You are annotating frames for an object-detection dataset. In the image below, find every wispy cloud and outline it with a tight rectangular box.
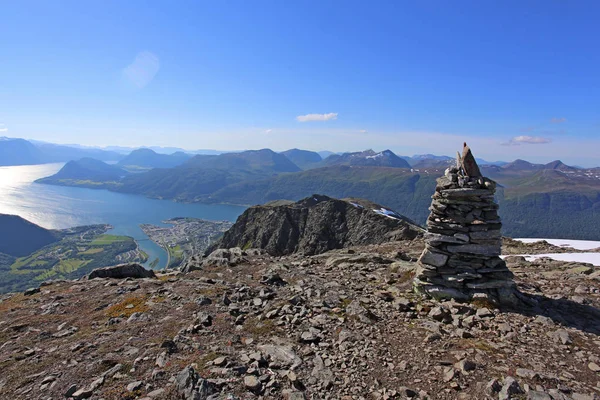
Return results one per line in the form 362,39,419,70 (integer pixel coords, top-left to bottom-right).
520,126,537,133
122,51,160,88
264,129,273,134
359,129,368,133
503,135,552,146
550,117,567,124
296,113,338,122
0,124,7,133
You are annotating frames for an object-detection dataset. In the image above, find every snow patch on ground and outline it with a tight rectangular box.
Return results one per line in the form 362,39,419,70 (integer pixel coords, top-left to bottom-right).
373,207,400,220
366,152,383,159
350,202,364,209
506,238,600,266
514,238,600,251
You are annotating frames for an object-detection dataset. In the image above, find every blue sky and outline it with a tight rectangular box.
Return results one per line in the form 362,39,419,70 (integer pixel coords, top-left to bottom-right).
1,1,599,165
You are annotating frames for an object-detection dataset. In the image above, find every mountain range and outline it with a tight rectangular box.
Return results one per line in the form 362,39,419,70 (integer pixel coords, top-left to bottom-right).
32,143,600,240
4,136,599,240
0,137,123,166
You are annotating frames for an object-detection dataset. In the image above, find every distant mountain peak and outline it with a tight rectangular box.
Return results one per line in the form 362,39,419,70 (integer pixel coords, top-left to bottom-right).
322,149,410,168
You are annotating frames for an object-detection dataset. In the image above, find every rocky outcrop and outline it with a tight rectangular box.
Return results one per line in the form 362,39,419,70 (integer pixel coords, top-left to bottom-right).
180,248,263,273
210,194,423,256
414,144,518,304
87,263,156,279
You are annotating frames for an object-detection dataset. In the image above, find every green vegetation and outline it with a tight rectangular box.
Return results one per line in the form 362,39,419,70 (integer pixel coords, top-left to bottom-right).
166,244,184,268
91,234,130,245
0,227,146,294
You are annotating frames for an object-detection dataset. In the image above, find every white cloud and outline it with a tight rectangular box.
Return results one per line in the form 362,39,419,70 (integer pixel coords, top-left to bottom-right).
122,51,160,88
505,135,552,146
265,129,273,134
360,129,368,133
550,117,567,124
296,113,338,122
0,124,7,133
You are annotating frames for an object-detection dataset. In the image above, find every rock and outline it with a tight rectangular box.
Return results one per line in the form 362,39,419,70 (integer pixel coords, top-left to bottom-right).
261,272,287,286
201,248,246,267
257,344,303,368
485,379,501,395
146,388,166,398
499,377,523,400
516,368,539,379
527,391,552,400
301,330,319,343
196,296,212,306
588,362,600,372
311,355,334,388
181,255,203,273
127,312,151,323
551,329,572,345
346,300,378,324
127,381,143,392
476,307,494,318
443,368,456,382
64,384,77,398
72,387,94,399
212,356,227,367
566,266,593,275
428,306,449,322
454,359,476,374
87,263,156,280
23,287,40,296
394,297,413,311
209,195,422,256
282,390,306,400
244,375,262,394
176,366,218,400
419,250,448,268
160,339,177,354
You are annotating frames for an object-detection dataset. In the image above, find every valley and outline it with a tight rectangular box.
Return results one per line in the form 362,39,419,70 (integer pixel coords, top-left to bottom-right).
0,223,147,294
140,218,233,268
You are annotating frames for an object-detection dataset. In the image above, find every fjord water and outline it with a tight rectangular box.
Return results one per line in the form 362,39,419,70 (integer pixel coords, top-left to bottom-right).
0,163,246,268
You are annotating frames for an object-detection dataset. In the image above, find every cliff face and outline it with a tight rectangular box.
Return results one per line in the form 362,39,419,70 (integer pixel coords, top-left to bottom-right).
213,194,423,256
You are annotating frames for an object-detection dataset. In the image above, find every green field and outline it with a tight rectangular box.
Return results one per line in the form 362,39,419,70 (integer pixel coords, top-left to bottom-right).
91,234,130,246
0,229,145,294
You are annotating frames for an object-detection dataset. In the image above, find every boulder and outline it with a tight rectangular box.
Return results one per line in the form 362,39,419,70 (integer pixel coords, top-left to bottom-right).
87,263,156,280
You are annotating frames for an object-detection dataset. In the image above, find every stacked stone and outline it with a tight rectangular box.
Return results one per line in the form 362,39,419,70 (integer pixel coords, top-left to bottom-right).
414,159,516,303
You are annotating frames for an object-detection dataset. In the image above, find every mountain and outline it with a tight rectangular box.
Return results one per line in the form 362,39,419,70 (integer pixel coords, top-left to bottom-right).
205,165,437,225
280,149,322,169
0,138,122,166
117,148,191,170
0,214,60,257
318,150,336,159
544,160,578,172
33,142,123,163
408,155,455,169
183,149,301,173
502,159,544,171
111,149,302,201
321,149,411,168
0,138,46,166
210,194,422,256
36,158,128,186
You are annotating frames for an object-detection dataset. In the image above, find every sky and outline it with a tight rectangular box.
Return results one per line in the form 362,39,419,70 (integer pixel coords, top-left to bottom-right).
1,1,599,165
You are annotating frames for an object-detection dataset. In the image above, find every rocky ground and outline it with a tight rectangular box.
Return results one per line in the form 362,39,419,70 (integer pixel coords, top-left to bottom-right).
1,240,600,400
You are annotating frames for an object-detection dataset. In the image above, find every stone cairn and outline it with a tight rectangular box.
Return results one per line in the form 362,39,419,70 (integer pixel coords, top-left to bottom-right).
414,143,518,305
